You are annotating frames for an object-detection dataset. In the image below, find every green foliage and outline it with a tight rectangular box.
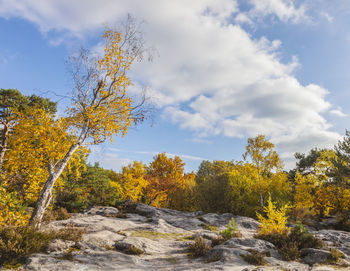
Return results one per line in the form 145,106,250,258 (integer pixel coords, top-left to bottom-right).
195,160,291,218
220,217,240,240
188,236,211,257
55,163,121,212
0,225,83,267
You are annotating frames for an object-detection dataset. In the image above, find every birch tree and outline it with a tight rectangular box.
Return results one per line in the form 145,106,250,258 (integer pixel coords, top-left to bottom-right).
28,19,150,227
243,135,282,208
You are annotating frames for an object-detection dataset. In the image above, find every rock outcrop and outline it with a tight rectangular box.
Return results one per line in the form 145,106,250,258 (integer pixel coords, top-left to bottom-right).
11,203,350,271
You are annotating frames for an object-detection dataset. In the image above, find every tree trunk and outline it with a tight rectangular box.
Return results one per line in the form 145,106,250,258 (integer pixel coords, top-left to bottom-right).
28,142,81,227
257,167,263,208
0,123,9,171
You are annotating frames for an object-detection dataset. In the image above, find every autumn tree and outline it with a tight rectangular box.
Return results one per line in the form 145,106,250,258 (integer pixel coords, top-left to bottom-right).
24,19,150,227
243,135,282,207
0,89,56,170
145,153,191,207
194,160,290,217
120,161,148,201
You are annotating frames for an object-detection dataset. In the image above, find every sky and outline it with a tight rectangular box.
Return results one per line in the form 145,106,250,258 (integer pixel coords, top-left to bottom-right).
0,0,350,172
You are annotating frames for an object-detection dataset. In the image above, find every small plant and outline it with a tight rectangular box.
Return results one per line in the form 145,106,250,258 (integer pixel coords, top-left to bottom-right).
327,248,344,264
241,249,267,265
257,196,289,235
114,242,144,255
188,236,211,257
211,235,225,247
219,217,241,240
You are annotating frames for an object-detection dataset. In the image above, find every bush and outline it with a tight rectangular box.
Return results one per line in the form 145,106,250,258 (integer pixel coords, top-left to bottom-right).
0,225,84,267
220,218,241,240
241,249,267,265
257,196,289,235
257,223,323,261
42,207,71,223
327,248,344,264
188,236,211,257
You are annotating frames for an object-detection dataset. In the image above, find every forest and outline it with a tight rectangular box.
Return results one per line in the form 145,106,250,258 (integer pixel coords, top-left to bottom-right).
1,85,350,230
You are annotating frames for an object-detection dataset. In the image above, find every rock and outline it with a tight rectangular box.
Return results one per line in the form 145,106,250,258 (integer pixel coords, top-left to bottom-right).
301,248,332,265
224,238,278,258
314,229,350,255
45,239,75,253
83,230,125,247
234,216,261,231
13,203,350,271
319,216,339,229
84,206,119,217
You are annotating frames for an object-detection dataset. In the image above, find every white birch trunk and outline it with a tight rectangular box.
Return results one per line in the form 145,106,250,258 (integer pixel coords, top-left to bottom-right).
28,142,81,227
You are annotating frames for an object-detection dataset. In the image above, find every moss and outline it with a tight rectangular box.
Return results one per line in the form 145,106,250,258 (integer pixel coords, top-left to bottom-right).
163,257,179,264
130,230,191,241
202,224,219,232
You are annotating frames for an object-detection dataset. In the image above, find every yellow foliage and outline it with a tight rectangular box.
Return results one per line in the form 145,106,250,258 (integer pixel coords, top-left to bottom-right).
66,29,136,145
4,107,87,203
145,153,189,207
294,172,316,210
257,196,289,235
0,181,29,226
120,161,149,201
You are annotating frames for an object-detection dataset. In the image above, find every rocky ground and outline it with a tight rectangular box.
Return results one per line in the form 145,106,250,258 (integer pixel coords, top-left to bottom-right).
12,203,350,271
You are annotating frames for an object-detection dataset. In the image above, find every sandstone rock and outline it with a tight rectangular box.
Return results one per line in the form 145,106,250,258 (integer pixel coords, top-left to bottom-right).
301,248,332,265
45,239,75,254
84,206,119,217
11,203,350,271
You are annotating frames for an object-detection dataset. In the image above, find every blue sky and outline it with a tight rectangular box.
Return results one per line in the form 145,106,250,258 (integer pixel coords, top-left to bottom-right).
0,0,349,172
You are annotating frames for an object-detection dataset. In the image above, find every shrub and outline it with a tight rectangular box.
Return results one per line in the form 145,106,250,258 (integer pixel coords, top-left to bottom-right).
220,218,241,240
42,207,71,223
188,236,211,257
257,196,289,235
0,225,84,267
241,249,267,265
257,223,323,261
211,235,225,247
327,248,344,264
114,242,144,255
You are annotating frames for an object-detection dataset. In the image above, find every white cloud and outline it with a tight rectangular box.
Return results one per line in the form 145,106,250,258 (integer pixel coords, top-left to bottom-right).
247,0,308,23
0,0,343,166
330,109,347,117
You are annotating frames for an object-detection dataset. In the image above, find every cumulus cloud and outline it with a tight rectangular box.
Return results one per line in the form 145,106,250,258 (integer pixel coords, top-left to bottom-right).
246,0,308,23
0,0,343,165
